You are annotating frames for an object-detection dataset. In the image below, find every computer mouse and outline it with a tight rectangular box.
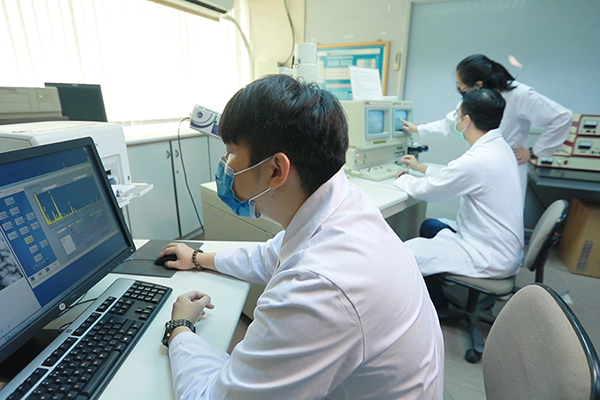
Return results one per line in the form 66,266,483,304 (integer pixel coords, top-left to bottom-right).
154,253,177,266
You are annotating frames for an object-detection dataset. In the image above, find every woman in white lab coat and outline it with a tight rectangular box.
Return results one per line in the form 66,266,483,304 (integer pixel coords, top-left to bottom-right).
402,54,573,197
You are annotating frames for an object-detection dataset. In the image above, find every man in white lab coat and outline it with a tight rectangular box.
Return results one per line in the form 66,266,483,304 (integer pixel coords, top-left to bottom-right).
158,74,444,399
394,88,524,309
401,54,572,199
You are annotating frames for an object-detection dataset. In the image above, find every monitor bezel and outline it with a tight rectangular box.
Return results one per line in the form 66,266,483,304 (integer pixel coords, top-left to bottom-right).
0,137,135,365
365,107,391,141
392,106,413,137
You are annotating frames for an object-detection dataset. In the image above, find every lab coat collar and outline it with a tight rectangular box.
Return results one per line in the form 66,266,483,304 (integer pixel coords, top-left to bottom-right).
470,128,503,149
278,168,348,265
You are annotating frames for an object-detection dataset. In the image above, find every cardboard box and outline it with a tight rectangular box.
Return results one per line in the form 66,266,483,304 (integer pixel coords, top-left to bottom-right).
558,197,600,279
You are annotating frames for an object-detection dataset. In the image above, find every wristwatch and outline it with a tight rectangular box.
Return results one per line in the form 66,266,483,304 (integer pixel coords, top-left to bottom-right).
161,319,196,347
529,147,538,160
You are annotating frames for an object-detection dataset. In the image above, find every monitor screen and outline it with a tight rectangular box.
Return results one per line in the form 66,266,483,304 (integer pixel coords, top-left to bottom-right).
394,110,408,131
44,83,108,122
0,137,134,365
366,109,389,140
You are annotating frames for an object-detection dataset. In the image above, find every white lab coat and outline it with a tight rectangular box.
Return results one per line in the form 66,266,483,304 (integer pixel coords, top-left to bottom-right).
169,169,444,400
394,130,524,278
418,82,572,196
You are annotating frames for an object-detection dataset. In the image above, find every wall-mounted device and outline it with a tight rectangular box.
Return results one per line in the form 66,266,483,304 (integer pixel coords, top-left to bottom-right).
278,42,319,83
190,104,221,137
293,43,318,83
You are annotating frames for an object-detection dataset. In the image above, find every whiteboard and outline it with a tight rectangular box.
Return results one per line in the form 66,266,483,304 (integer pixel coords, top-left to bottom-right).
404,0,600,123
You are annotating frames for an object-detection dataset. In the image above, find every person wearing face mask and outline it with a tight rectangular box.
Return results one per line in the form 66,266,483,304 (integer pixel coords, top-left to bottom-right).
157,74,444,400
393,89,523,310
400,54,572,199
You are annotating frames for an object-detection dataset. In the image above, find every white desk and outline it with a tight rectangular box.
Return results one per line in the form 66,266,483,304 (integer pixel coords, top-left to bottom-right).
45,240,251,400
346,176,409,218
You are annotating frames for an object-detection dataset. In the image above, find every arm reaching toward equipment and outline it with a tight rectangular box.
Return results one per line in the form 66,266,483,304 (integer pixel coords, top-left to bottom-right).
399,118,418,133
400,155,427,174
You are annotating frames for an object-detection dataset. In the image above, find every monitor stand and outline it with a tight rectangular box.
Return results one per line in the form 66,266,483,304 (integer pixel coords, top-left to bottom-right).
0,328,61,381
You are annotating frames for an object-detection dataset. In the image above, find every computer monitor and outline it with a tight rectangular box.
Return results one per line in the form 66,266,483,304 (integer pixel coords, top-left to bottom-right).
392,105,413,138
341,100,414,149
0,137,134,366
44,83,108,122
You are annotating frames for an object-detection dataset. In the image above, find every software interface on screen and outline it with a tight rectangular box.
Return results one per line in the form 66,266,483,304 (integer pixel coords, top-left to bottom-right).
0,144,123,349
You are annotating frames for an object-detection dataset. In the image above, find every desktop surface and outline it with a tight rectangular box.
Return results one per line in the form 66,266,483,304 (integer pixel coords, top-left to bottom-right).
83,240,250,400
0,240,251,400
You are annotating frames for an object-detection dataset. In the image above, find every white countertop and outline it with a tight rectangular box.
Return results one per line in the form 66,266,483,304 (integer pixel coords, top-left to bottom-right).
122,121,206,145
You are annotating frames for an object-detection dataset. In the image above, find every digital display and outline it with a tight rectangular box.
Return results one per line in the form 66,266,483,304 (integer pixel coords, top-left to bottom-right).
0,138,133,365
368,110,385,135
394,110,408,131
583,120,598,129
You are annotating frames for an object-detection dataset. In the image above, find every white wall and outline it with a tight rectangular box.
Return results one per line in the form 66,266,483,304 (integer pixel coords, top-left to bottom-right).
404,0,600,123
248,0,305,78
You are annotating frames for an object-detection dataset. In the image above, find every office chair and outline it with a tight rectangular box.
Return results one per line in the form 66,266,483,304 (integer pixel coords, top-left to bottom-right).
483,283,600,400
438,199,569,363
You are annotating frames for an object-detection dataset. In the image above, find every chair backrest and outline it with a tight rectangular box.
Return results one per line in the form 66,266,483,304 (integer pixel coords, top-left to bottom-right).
483,283,600,400
524,199,569,282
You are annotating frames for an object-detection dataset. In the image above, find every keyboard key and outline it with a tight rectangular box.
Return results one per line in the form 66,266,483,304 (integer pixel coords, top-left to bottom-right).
81,351,119,397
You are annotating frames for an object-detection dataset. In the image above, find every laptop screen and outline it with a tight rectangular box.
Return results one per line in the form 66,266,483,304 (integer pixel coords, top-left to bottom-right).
0,137,134,365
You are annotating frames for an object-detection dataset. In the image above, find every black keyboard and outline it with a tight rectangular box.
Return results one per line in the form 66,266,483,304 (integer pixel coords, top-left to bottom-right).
2,279,172,400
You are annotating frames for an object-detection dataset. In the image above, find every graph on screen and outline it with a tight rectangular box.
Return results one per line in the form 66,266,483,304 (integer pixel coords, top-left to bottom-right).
35,176,102,225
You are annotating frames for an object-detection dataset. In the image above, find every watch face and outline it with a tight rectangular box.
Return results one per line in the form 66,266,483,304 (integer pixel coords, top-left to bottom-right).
161,321,171,347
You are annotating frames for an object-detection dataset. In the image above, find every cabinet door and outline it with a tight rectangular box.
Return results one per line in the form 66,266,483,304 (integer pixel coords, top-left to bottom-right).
172,136,211,238
127,142,179,239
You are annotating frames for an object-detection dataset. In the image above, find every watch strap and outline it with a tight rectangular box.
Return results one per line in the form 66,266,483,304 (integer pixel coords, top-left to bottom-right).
162,319,196,347
168,318,196,332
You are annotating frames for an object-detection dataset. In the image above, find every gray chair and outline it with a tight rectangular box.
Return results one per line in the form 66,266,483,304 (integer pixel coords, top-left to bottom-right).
438,199,569,363
483,283,600,400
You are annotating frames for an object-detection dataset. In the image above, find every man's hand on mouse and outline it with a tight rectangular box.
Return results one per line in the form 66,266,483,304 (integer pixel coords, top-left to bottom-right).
159,243,196,270
159,243,217,271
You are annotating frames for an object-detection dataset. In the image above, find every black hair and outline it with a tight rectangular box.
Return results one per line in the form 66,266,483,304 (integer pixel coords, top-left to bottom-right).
460,88,506,132
457,54,516,92
219,74,349,195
